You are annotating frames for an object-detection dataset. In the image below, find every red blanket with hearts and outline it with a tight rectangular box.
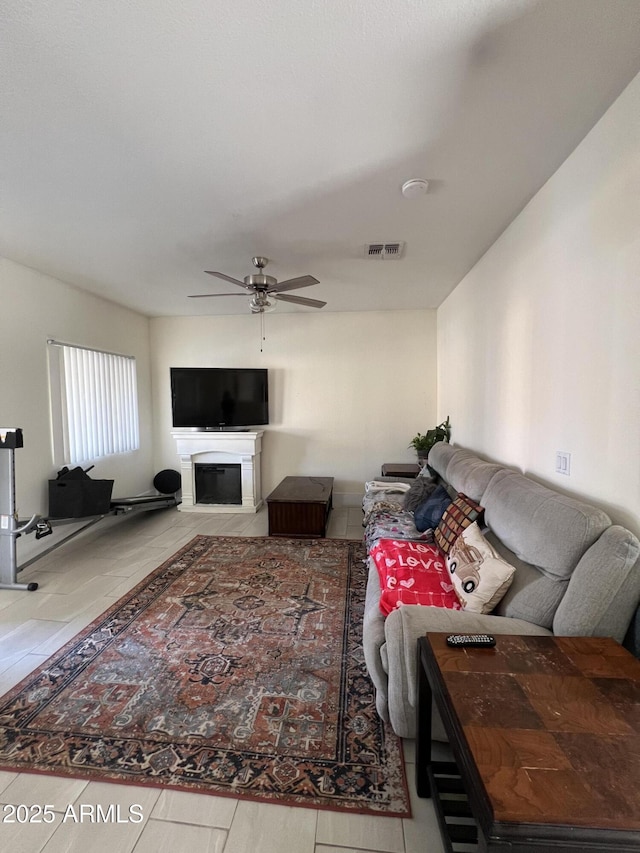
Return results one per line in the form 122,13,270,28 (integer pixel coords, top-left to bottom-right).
371,538,461,616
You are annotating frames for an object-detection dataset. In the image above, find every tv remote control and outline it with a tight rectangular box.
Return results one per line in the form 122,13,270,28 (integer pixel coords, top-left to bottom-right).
446,634,496,648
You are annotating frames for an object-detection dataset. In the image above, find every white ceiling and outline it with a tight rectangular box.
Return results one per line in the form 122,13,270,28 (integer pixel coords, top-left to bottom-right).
2,0,639,317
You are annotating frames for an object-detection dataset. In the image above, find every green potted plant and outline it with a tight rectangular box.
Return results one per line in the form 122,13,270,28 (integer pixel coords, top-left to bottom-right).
409,416,451,466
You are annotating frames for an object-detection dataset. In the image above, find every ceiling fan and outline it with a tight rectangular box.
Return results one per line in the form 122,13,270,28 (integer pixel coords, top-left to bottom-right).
189,257,326,313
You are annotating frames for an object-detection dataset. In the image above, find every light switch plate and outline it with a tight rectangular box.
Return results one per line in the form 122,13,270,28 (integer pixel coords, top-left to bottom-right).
555,451,571,476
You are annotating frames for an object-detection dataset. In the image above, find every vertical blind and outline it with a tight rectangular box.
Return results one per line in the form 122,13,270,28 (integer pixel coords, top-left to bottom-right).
49,341,140,466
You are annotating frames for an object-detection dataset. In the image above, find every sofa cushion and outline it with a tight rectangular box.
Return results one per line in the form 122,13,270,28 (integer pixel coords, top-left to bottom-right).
553,525,640,641
447,522,515,614
383,605,553,739
426,441,460,479
481,469,611,580
486,532,569,628
413,484,452,532
434,492,484,554
444,455,504,504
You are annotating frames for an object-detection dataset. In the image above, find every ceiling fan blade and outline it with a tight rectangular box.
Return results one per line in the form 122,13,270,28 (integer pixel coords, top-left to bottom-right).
268,275,319,294
188,292,248,298
204,271,249,288
274,293,326,309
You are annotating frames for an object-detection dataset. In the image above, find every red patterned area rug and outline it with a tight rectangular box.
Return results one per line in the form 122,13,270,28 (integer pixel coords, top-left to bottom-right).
0,536,410,816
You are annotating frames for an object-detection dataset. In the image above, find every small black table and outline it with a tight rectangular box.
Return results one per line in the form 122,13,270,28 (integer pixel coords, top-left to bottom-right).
380,463,420,478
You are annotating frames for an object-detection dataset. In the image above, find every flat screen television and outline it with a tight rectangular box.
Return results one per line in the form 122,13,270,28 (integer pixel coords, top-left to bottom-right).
170,367,269,429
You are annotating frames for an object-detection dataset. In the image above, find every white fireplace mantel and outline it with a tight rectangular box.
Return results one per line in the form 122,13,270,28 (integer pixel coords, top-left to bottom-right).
171,430,264,513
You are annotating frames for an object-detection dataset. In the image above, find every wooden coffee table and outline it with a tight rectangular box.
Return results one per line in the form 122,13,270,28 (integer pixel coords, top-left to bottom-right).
266,476,333,538
416,633,640,852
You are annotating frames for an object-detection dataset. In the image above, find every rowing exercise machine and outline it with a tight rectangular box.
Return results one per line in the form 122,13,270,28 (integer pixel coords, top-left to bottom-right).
0,428,52,592
110,468,181,514
1,429,181,592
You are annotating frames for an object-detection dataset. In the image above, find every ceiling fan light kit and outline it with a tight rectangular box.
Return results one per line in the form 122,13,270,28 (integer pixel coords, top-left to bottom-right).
249,294,276,314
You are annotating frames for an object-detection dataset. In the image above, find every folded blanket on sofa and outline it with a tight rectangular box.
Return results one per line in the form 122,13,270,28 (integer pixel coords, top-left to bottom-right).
371,538,461,616
364,510,435,551
362,496,407,526
364,480,412,493
362,482,412,526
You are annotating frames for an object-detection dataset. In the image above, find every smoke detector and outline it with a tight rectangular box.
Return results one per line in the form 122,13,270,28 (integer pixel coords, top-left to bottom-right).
401,179,429,198
364,241,405,259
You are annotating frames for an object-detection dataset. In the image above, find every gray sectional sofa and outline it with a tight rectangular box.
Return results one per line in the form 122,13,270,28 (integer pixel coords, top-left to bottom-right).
363,442,640,739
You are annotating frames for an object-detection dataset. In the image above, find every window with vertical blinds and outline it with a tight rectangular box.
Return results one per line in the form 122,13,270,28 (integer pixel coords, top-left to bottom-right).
48,341,140,466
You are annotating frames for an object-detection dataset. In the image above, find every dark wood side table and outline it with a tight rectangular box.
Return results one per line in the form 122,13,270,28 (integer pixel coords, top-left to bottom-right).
266,476,334,538
380,463,420,478
416,633,640,852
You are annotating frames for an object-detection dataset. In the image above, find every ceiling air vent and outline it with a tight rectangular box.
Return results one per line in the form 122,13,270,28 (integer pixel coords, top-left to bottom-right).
364,241,405,259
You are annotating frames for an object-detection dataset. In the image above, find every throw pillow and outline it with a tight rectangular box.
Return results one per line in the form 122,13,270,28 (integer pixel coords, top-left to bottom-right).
413,484,452,532
446,522,516,613
403,476,437,512
434,492,484,554
371,539,461,615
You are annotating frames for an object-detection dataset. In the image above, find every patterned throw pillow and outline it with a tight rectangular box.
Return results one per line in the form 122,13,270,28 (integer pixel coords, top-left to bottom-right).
370,539,461,616
446,522,516,613
434,492,484,554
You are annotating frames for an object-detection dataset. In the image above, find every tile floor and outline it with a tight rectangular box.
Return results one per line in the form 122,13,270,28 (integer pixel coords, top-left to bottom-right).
0,504,446,853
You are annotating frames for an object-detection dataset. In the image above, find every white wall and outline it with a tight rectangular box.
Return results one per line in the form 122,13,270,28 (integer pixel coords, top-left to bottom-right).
0,258,154,520
150,309,437,505
437,71,640,535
